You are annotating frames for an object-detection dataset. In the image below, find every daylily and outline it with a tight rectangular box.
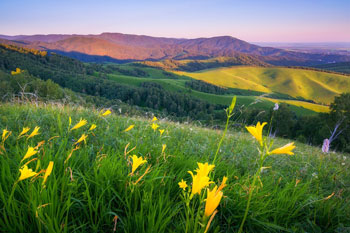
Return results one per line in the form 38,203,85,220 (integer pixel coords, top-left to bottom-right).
178,179,188,190
89,124,97,131
101,109,111,116
2,129,11,142
217,176,228,193
42,161,54,185
152,116,157,122
123,125,134,132
246,122,267,146
195,162,215,178
71,119,87,131
151,123,159,131
162,144,166,153
18,165,37,181
18,127,30,138
188,171,213,196
130,155,147,174
204,186,223,217
159,129,165,135
27,126,40,139
21,146,38,162
270,142,295,155
74,134,88,145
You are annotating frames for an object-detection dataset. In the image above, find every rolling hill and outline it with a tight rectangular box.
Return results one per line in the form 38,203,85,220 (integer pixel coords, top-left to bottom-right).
175,66,350,104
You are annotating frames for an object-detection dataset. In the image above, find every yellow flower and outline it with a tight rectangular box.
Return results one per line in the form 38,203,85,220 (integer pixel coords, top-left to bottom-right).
18,165,37,181
159,129,165,135
74,134,88,145
152,116,157,122
11,68,22,75
21,146,38,162
151,123,159,131
123,125,134,132
204,186,223,217
188,171,213,196
245,122,267,146
270,142,296,155
69,116,72,127
217,176,228,193
195,162,215,178
89,124,97,131
101,109,111,116
178,179,188,190
27,126,40,139
130,155,147,174
162,144,166,153
2,129,11,141
18,127,30,138
42,161,54,185
70,119,87,131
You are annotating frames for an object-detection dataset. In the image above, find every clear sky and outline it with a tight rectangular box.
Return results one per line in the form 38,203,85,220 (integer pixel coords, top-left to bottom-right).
1,0,349,42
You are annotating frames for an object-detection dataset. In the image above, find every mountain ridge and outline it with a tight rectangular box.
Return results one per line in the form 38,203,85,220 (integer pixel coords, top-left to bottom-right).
1,32,350,65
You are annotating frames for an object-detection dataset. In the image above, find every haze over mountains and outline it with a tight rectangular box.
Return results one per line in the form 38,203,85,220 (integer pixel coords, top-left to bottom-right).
1,32,350,65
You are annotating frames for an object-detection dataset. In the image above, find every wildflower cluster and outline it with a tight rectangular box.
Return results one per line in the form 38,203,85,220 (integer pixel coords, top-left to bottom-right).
179,162,227,233
1,127,55,187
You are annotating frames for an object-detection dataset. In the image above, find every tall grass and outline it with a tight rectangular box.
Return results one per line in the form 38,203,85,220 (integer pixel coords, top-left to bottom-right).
0,102,349,232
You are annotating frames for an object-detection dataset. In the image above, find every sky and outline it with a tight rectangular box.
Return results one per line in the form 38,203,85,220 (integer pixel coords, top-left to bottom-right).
1,0,349,42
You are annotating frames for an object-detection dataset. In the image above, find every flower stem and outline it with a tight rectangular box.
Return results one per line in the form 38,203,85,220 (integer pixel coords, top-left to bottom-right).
212,113,230,164
238,157,264,233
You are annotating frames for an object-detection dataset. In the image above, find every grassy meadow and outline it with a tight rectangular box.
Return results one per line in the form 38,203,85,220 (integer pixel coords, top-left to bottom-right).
0,102,349,232
176,66,350,105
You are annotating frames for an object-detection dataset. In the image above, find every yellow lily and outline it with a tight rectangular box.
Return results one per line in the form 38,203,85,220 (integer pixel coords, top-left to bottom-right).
217,176,228,193
21,146,38,162
130,155,147,174
188,171,212,196
123,125,134,132
101,109,111,116
159,129,165,135
245,122,267,146
270,142,296,155
195,162,215,178
89,124,97,131
27,126,40,139
42,161,54,185
2,129,11,142
162,144,166,153
151,123,159,131
178,179,188,190
70,119,87,131
74,134,88,145
18,127,30,138
204,186,223,217
18,165,38,181
152,116,157,122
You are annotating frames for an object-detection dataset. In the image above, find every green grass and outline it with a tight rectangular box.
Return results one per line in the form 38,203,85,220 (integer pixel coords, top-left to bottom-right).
0,103,349,232
176,66,350,105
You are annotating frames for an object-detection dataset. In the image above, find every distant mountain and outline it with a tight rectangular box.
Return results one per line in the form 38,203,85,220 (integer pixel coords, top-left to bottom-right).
1,33,350,65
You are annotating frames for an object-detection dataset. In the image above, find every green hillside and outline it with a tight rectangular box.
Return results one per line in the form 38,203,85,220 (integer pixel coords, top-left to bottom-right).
0,103,349,232
104,64,327,115
176,66,350,104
